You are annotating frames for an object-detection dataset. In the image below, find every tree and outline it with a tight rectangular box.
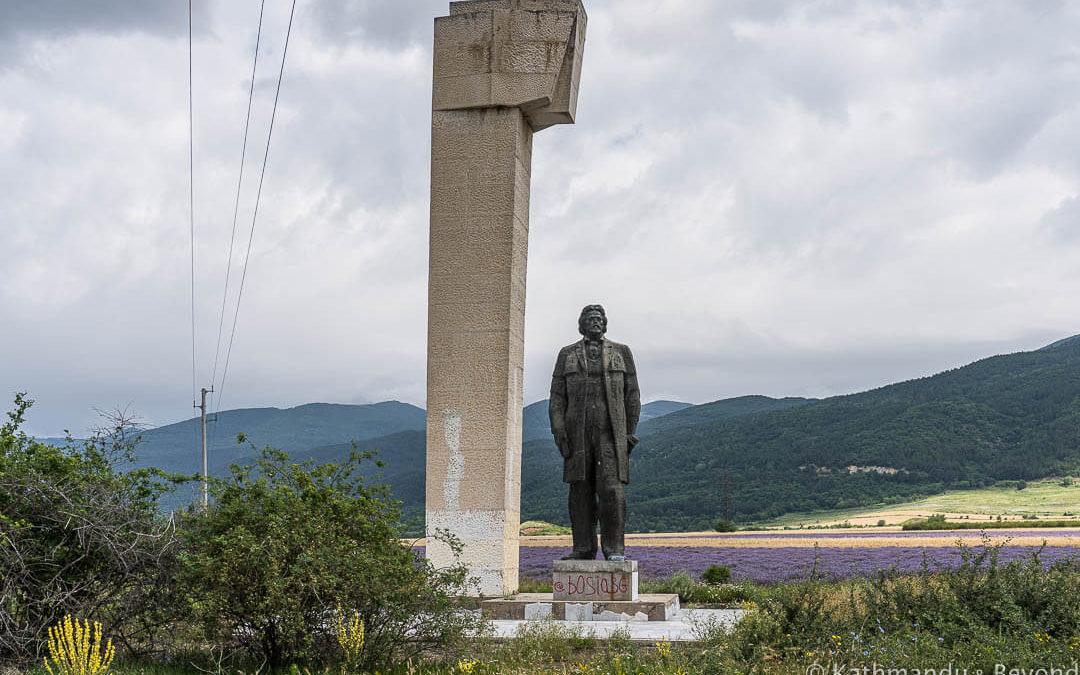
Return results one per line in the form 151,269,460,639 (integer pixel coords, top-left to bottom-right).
177,442,484,670
0,395,181,664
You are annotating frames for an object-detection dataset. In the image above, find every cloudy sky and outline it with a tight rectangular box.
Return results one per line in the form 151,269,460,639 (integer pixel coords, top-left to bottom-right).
3,0,1080,437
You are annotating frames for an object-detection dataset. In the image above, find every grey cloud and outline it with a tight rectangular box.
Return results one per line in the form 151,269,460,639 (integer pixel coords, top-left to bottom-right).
1041,195,1080,243
0,1,207,69
306,0,443,49
941,82,1064,181
920,3,1080,178
933,1,1073,77
0,2,202,39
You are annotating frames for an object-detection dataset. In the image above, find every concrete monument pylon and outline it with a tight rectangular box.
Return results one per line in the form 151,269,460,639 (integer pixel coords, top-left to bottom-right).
425,0,587,596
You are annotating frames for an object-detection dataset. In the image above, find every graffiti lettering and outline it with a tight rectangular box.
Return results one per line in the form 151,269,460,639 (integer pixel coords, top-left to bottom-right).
564,574,629,597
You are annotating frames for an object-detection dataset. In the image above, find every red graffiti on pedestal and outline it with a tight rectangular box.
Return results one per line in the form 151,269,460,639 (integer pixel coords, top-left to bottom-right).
564,574,628,597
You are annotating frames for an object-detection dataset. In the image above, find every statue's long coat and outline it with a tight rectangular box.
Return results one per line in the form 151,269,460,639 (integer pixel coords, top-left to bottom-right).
549,338,641,484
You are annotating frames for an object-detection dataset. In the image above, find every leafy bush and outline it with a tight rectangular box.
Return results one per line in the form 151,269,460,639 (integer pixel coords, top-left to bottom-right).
744,571,833,641
176,442,484,670
0,395,180,664
701,564,732,585
859,539,1080,644
641,570,758,605
714,519,736,532
504,621,597,664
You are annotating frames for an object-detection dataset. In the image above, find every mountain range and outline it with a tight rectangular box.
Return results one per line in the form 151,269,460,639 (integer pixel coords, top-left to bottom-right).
39,336,1080,533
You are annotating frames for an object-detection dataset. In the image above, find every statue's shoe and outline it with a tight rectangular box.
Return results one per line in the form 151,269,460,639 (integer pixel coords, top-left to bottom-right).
560,551,597,560
605,554,626,562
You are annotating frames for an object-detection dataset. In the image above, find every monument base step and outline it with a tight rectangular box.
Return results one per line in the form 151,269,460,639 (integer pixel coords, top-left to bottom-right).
481,593,679,622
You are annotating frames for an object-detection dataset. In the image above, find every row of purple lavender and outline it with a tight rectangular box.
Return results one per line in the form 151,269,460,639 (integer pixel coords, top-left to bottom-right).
626,528,1080,540
414,530,1080,584
519,545,1080,583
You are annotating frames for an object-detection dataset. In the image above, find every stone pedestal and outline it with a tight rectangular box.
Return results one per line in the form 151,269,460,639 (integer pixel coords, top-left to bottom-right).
481,593,680,622
425,0,588,597
553,559,638,602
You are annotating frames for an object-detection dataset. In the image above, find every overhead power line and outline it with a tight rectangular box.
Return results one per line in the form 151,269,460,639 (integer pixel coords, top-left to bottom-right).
215,0,298,414
188,0,197,410
210,0,267,394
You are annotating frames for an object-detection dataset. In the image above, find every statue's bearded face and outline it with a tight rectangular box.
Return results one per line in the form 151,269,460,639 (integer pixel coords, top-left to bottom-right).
581,310,606,340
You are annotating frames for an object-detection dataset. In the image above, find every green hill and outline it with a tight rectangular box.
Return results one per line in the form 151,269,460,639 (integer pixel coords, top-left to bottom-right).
94,401,427,512
612,336,1080,530
142,400,425,475
636,395,812,437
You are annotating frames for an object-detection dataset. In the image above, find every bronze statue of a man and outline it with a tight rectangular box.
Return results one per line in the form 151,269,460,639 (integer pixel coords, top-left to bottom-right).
549,304,641,561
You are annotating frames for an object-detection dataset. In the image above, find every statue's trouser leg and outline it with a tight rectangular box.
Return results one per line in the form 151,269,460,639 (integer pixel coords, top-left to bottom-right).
594,430,626,559
568,442,598,555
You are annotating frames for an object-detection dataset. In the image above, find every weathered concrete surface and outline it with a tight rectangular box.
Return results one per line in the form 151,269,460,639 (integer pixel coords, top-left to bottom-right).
485,608,746,640
434,0,586,130
425,0,587,596
481,593,680,621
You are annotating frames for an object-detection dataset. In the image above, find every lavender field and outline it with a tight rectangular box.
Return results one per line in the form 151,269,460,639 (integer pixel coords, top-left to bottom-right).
518,545,1080,583
417,529,1080,584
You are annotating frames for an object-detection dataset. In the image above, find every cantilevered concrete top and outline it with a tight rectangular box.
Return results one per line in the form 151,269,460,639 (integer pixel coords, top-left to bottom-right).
434,0,587,130
449,0,586,14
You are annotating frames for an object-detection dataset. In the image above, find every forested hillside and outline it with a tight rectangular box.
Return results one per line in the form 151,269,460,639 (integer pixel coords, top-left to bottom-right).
609,336,1080,529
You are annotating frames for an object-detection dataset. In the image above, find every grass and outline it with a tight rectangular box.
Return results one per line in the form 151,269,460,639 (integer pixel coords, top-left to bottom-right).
903,516,1080,530
15,542,1080,674
755,479,1080,529
519,521,572,536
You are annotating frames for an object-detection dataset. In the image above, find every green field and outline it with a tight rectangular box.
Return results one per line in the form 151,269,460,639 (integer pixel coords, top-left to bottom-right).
756,479,1080,529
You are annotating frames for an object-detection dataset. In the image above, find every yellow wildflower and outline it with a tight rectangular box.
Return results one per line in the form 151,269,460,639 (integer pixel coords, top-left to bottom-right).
656,637,672,658
44,615,115,675
335,604,365,664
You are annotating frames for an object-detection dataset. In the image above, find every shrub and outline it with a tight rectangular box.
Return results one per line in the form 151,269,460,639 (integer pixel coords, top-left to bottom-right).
176,443,483,670
0,395,181,664
702,564,732,585
641,570,757,605
747,571,833,640
505,621,596,665
714,519,736,532
858,539,1080,644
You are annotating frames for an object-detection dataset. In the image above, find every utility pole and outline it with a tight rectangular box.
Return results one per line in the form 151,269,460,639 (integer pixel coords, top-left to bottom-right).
722,472,731,523
195,386,213,508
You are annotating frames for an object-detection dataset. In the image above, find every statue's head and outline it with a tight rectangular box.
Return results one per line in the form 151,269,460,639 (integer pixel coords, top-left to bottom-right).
578,304,607,339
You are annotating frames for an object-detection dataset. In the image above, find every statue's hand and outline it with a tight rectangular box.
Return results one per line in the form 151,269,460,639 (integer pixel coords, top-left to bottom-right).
627,434,639,454
554,431,571,459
